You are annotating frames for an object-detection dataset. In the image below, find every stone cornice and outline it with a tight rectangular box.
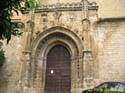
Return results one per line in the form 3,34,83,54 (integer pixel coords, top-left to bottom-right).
26,2,98,13
97,17,125,22
36,2,98,12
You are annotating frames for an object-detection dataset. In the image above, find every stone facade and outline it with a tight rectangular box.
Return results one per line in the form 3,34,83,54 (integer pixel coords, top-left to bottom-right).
0,0,125,93
97,19,125,82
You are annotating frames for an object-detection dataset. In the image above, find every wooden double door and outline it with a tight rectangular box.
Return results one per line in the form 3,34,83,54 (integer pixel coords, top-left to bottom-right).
45,45,71,93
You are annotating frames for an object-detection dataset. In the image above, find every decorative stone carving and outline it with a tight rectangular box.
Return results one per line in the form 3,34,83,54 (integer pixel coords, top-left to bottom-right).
29,27,84,93
19,0,98,92
35,2,98,12
82,19,90,31
40,13,48,31
69,13,76,22
53,11,62,24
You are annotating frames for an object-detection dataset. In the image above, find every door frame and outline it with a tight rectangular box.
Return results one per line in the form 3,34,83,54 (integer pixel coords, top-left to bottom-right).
45,45,71,93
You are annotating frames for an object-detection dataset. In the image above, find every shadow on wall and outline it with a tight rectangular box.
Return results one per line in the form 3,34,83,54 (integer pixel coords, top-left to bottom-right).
0,42,8,93
0,66,8,93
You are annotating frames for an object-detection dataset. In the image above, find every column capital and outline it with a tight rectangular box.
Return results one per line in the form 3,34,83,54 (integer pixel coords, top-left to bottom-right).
83,48,92,54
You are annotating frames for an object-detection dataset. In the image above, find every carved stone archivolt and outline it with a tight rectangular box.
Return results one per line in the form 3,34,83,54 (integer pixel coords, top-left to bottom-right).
28,26,84,93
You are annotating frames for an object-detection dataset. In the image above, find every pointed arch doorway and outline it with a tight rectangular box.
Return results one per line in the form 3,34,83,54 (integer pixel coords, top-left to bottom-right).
45,45,71,93
31,27,84,93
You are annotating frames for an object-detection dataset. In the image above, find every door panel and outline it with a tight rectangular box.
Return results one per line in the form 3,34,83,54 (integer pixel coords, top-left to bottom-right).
45,45,71,93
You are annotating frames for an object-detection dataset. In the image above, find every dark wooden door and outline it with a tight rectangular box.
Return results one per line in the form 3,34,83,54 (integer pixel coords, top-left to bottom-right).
45,45,71,93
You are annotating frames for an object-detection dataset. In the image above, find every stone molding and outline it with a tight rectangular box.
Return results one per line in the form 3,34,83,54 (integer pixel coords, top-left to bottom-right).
25,1,98,13
28,26,85,93
31,26,84,55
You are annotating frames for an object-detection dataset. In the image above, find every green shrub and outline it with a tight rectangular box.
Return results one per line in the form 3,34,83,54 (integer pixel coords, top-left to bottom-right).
0,47,6,65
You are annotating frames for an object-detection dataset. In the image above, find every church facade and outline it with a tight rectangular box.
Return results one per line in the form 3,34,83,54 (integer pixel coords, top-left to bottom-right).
0,0,125,93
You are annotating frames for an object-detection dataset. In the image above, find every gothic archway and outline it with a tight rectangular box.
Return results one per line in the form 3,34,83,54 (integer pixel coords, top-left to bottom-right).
31,26,84,93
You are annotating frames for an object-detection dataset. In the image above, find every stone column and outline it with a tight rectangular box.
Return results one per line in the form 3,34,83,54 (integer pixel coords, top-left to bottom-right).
83,50,94,89
81,0,94,89
21,51,31,93
71,54,84,93
82,0,90,50
71,56,77,93
20,16,35,93
77,54,84,92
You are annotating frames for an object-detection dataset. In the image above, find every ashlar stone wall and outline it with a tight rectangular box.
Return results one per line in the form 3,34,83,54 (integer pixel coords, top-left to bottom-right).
96,19,125,82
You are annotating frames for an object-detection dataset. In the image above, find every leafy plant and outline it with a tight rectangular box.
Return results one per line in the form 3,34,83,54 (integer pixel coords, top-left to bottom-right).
0,0,41,44
0,46,6,65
